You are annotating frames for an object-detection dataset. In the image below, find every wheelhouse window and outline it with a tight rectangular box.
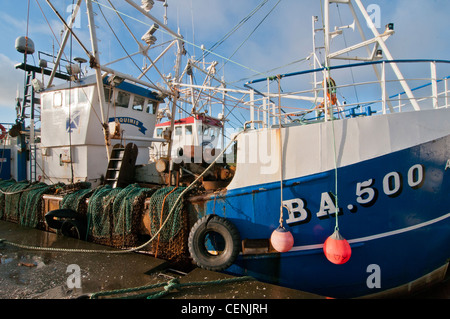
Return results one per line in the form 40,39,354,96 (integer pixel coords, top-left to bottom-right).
42,93,52,110
146,101,158,114
185,125,192,135
132,95,145,111
53,92,62,108
115,90,130,108
175,126,183,136
203,126,211,137
156,127,163,137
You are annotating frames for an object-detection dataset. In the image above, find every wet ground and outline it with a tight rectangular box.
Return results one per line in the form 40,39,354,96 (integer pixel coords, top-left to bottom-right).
0,221,322,300
0,220,449,301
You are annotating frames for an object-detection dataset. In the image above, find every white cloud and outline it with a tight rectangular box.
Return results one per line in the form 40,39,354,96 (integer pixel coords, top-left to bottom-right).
0,54,23,110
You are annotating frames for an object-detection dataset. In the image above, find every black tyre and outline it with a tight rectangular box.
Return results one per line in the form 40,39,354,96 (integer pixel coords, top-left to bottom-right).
188,215,241,271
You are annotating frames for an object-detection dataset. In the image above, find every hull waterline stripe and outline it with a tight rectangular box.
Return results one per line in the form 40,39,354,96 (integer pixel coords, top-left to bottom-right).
289,212,450,252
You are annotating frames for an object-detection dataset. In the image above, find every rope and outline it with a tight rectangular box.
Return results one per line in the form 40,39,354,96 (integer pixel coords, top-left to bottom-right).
0,131,242,254
0,184,51,195
88,275,254,299
327,68,340,232
277,75,285,228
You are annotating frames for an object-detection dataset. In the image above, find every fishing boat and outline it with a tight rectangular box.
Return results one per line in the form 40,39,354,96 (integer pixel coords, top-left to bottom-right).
1,0,449,298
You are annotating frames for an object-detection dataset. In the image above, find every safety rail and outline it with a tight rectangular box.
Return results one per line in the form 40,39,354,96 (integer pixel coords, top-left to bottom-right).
244,59,450,127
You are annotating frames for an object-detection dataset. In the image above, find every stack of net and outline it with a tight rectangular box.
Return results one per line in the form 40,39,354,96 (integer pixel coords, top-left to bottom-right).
85,185,122,245
0,180,57,228
60,187,94,216
2,181,31,223
148,186,189,264
0,179,17,220
86,184,154,248
19,182,55,229
111,184,154,248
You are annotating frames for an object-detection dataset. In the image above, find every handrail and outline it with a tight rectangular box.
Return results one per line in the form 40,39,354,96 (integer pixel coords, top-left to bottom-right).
246,59,450,85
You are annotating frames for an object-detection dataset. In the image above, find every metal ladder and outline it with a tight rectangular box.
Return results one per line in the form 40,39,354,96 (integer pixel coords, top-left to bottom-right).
105,143,138,188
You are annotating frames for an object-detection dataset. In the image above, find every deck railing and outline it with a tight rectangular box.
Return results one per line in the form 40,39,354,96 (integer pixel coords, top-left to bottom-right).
245,59,450,127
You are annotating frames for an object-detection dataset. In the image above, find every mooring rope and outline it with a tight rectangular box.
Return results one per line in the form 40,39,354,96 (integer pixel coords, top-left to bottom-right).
88,275,254,299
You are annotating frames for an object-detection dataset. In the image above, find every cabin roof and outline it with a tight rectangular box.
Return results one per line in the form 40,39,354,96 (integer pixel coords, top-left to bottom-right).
44,74,164,102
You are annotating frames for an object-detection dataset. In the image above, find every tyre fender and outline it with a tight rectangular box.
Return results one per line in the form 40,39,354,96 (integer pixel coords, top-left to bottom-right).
188,215,241,271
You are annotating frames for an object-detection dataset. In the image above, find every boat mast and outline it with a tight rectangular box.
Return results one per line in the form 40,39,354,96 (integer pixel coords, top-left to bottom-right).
323,0,420,111
124,0,186,181
167,35,185,176
86,0,110,160
46,0,83,88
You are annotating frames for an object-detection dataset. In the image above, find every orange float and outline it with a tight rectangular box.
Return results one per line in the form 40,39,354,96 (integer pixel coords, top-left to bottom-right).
323,229,351,265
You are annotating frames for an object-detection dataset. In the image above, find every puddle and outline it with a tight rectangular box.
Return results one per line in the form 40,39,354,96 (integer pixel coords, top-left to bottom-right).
1,256,14,264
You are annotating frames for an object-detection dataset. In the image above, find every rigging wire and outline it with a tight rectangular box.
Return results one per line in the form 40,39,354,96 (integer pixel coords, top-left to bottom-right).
217,0,282,74
91,0,264,80
200,0,269,61
96,1,159,90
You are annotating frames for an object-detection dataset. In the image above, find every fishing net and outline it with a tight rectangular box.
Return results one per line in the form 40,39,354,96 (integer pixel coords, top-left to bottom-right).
111,184,154,247
58,182,94,215
148,186,189,263
0,180,58,229
19,182,54,229
0,178,191,265
0,179,17,220
0,179,16,219
85,184,155,248
60,187,94,215
85,185,122,245
3,181,31,222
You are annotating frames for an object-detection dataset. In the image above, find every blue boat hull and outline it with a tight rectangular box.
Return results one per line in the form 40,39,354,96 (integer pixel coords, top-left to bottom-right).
195,134,450,298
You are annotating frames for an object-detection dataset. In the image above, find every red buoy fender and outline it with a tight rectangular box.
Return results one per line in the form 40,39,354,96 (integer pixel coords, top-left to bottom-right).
323,229,352,265
0,124,6,140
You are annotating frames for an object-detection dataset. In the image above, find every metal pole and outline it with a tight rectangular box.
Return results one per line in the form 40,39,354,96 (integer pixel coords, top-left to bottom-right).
86,0,110,160
353,0,420,111
167,38,184,177
431,61,438,109
381,61,386,114
47,0,82,88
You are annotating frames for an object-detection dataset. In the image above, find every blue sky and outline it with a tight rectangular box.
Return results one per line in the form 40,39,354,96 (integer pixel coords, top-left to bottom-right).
1,0,450,125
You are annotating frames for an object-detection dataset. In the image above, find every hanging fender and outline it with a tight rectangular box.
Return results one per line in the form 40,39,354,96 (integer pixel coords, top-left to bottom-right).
188,215,241,271
0,124,6,140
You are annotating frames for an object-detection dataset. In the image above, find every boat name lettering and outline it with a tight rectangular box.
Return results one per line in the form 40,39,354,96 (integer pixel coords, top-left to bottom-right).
285,163,426,226
445,159,450,171
366,264,381,289
108,117,147,135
